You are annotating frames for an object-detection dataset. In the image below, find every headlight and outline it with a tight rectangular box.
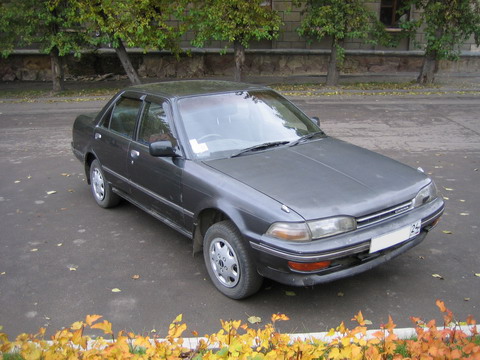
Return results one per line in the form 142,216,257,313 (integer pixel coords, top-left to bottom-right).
308,216,356,239
413,181,438,208
266,216,356,241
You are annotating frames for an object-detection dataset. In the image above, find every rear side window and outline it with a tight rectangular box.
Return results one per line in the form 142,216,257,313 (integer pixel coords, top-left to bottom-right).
109,97,142,139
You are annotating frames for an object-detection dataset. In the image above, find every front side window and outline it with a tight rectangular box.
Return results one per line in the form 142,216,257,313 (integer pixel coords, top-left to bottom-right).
178,90,321,160
137,102,176,145
109,97,142,139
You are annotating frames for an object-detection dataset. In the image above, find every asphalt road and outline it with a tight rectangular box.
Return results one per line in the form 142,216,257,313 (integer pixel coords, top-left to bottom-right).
0,92,479,338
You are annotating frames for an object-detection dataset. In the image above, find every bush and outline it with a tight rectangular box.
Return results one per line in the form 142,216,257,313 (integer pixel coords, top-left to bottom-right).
1,300,478,359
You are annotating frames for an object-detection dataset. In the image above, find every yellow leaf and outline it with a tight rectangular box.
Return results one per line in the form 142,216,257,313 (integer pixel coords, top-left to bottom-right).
0,272,5,275
57,243,62,246
285,291,296,296
71,321,84,330
248,316,262,324
337,292,344,297
442,230,452,234
30,248,38,252
69,267,77,271
271,314,289,322
91,320,113,334
460,212,469,216
85,314,102,326
443,187,454,191
352,311,365,325
432,274,444,280
173,314,183,323
14,180,21,184
111,288,121,292
46,191,57,195
475,273,480,277
168,323,187,339
71,328,87,349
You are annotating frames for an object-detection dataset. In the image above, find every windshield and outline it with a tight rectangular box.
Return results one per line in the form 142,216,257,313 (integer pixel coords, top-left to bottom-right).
178,90,322,160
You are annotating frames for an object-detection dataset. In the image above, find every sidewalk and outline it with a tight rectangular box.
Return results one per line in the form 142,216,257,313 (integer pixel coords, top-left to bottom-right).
1,72,480,95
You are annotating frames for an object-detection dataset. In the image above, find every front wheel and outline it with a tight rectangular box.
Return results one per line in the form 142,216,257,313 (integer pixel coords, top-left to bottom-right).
89,159,120,208
203,220,263,299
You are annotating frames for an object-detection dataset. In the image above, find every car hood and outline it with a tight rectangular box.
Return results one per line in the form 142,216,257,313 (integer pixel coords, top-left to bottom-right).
204,138,429,220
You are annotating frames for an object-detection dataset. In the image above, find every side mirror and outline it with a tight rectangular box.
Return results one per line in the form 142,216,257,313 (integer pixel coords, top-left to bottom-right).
149,140,180,157
311,116,320,126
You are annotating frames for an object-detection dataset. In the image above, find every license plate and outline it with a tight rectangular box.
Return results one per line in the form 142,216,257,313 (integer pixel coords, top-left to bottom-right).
370,220,421,253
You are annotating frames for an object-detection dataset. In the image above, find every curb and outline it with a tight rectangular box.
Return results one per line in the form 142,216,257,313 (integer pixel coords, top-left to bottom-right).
175,324,478,350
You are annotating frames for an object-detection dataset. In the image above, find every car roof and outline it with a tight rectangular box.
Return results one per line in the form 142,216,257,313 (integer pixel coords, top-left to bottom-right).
127,80,269,99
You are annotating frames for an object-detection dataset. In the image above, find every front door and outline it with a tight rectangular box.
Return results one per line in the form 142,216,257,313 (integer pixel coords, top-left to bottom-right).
128,99,185,228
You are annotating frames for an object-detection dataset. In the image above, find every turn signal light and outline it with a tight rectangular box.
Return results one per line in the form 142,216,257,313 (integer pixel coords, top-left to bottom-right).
288,261,331,272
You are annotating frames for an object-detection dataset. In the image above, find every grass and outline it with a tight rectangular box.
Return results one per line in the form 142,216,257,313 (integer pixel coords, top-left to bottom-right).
0,87,120,100
271,81,434,92
0,80,478,101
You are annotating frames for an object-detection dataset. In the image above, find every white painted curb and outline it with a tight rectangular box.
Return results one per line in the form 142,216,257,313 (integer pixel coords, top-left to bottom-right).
173,324,478,350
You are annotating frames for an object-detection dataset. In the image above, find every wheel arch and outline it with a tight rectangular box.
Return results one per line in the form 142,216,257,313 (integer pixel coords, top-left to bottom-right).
193,208,230,254
84,152,97,184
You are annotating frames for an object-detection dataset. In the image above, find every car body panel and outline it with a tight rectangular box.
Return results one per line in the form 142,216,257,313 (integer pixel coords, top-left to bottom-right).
205,138,429,220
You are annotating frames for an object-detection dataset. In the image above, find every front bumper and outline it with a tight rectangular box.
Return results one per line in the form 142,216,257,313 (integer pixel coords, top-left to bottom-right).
250,197,444,286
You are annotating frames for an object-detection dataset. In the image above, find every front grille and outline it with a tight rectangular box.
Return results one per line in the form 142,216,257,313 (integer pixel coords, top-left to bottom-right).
356,200,413,228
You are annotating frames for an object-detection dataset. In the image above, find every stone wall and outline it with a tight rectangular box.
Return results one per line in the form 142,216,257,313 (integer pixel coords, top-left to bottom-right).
1,50,479,82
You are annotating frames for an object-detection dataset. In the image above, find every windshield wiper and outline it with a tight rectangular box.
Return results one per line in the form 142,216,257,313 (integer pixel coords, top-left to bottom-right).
288,131,325,147
231,141,290,158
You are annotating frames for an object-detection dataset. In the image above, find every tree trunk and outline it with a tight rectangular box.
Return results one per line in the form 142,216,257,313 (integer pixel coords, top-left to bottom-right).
326,38,342,86
234,41,245,82
417,51,438,85
115,39,141,85
50,47,64,92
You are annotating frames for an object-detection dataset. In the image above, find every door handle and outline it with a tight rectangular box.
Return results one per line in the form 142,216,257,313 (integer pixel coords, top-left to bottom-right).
94,133,102,140
130,150,140,159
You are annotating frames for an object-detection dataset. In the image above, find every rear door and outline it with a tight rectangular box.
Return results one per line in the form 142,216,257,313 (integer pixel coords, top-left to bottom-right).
127,97,185,229
92,93,144,193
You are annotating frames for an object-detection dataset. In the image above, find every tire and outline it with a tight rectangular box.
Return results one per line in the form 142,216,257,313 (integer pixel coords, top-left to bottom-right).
203,220,263,299
89,159,120,208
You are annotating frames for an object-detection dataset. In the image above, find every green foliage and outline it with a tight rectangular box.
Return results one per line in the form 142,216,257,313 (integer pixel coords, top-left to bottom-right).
186,0,282,49
71,0,185,52
0,0,86,58
401,0,480,60
297,0,390,64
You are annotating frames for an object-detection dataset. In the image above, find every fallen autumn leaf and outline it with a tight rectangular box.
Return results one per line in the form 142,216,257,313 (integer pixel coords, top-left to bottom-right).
247,316,262,324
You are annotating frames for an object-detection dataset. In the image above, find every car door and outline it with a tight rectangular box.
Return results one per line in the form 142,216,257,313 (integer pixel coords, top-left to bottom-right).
92,93,143,193
127,97,185,229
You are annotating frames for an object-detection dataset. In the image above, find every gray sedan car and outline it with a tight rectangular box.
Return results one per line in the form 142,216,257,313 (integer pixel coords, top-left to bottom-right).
72,80,444,299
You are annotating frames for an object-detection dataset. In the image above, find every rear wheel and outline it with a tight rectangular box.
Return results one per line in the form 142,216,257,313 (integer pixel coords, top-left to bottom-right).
89,159,120,208
203,220,263,299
